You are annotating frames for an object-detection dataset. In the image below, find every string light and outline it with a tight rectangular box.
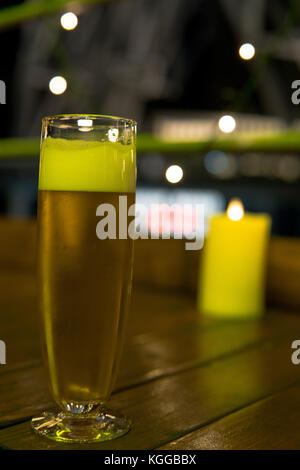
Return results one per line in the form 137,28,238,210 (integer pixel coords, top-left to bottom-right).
165,165,183,184
60,12,78,31
49,76,67,95
218,115,236,133
239,43,255,60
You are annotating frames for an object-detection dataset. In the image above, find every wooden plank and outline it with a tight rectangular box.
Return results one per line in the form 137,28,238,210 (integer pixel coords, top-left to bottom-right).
134,237,300,312
2,256,297,379
1,309,299,430
0,282,199,369
0,217,196,290
0,218,36,272
0,332,299,449
160,383,300,450
0,271,40,366
117,310,300,390
1,255,300,431
1,218,300,310
0,362,49,429
0,270,299,426
133,238,195,291
266,237,300,311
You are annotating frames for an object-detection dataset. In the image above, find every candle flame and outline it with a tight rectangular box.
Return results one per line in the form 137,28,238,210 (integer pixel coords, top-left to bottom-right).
227,199,244,221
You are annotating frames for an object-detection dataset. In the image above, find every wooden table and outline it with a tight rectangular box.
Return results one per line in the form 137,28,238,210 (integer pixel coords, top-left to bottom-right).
1,221,300,449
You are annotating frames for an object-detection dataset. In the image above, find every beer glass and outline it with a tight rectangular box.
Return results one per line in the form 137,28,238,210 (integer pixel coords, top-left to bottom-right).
32,115,136,443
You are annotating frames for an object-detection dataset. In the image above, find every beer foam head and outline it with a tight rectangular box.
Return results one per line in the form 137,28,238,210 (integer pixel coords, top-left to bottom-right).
39,137,136,192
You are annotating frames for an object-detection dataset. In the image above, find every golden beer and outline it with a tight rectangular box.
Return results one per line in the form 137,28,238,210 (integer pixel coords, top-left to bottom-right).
32,115,136,443
38,190,135,405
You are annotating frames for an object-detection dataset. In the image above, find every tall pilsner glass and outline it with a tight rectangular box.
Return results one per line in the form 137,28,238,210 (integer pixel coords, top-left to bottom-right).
32,115,136,443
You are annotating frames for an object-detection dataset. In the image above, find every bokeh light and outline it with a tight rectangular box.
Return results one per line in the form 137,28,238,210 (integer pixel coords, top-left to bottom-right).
60,12,78,31
49,76,67,95
165,165,183,184
204,150,229,175
218,115,236,133
239,43,255,60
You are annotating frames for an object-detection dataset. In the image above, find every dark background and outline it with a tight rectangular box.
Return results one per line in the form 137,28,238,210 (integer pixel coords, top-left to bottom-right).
0,0,299,234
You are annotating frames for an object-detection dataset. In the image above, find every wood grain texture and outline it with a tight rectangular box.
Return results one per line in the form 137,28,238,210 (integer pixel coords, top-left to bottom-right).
160,383,300,450
1,218,300,449
1,260,300,432
0,332,299,449
266,237,300,311
2,283,299,430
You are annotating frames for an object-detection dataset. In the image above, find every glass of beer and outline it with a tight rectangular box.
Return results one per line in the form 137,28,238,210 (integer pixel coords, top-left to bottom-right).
31,115,136,443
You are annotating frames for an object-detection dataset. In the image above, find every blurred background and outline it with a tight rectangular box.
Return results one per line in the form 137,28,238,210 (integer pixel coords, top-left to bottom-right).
0,0,300,236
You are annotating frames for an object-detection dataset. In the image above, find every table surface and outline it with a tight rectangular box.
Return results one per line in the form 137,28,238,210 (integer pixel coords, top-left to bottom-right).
1,267,300,450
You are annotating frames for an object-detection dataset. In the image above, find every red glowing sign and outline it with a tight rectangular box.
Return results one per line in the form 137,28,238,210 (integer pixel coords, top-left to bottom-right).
147,204,197,236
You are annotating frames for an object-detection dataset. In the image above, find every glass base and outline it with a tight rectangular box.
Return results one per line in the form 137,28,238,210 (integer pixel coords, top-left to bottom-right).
31,409,131,443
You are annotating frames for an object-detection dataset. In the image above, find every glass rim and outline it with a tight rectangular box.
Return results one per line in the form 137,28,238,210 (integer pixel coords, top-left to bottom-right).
42,114,137,129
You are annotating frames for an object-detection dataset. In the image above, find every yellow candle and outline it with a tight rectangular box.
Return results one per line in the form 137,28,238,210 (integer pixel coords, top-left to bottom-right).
198,199,271,319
